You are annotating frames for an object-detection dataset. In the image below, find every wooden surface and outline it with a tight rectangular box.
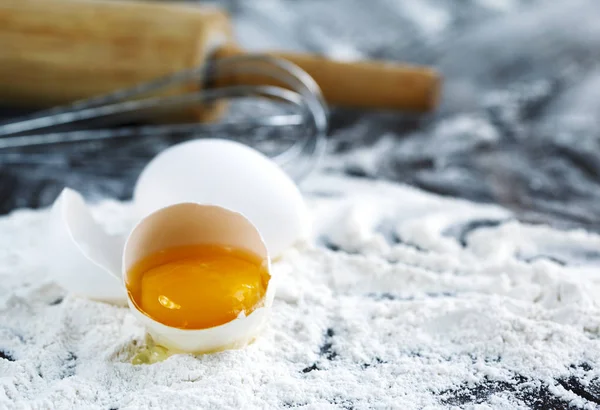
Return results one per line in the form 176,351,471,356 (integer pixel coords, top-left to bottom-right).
215,45,440,112
0,0,232,117
0,0,439,115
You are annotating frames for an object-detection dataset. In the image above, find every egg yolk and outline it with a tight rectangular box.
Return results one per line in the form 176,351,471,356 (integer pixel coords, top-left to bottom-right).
126,244,270,330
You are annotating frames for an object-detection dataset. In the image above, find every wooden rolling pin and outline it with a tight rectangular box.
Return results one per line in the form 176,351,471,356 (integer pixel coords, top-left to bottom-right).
0,0,441,120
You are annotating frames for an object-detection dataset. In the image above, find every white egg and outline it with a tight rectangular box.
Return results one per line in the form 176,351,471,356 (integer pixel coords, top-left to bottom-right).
133,139,309,258
48,190,275,353
122,203,274,353
47,188,126,303
48,139,293,353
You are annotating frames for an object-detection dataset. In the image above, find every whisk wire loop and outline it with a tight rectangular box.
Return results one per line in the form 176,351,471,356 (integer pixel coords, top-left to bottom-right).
0,54,328,181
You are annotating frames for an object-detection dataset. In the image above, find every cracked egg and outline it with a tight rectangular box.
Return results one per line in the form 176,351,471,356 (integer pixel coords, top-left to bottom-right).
123,203,274,353
46,139,308,354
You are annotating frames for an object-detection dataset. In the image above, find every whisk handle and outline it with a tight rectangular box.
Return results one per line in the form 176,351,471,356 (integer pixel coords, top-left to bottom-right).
215,45,441,113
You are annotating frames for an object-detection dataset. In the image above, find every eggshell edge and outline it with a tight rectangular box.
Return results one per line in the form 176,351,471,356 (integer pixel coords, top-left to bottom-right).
122,202,275,354
132,138,311,258
48,188,127,304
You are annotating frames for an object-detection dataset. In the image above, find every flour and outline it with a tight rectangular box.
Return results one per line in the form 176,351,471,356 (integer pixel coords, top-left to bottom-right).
1,174,600,409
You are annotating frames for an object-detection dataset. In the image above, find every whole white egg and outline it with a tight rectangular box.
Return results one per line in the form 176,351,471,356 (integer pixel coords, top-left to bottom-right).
133,139,310,258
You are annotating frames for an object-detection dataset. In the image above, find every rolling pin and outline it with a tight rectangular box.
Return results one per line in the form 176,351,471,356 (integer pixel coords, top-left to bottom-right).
0,0,441,121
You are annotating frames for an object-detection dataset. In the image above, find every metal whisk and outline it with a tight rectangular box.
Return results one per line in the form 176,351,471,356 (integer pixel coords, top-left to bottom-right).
0,54,328,182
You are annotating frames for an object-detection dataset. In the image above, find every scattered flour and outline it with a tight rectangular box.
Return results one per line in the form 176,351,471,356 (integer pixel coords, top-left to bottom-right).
1,174,600,409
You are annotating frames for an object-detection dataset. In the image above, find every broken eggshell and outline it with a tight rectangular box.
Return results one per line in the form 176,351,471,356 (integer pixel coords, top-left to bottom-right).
122,202,274,354
47,188,126,304
48,190,275,354
133,139,310,258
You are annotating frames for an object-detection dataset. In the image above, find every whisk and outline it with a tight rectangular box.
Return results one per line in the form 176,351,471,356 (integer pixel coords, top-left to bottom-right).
0,54,328,182
0,0,440,181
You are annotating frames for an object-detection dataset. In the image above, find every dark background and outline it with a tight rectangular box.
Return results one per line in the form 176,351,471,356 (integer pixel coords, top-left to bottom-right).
2,0,600,233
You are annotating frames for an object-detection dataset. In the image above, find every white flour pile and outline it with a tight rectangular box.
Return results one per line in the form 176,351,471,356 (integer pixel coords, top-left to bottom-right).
2,174,600,409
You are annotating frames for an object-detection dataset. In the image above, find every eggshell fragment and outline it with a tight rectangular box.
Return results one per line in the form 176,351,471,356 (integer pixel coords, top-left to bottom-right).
123,203,275,353
133,139,309,258
47,188,126,304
